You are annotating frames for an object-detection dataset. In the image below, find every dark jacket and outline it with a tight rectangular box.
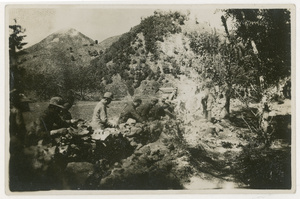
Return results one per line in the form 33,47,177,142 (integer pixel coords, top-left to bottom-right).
137,103,155,120
60,109,72,121
119,103,144,124
27,108,70,145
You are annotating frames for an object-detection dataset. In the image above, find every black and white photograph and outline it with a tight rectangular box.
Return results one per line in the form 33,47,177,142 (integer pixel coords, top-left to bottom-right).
5,3,295,194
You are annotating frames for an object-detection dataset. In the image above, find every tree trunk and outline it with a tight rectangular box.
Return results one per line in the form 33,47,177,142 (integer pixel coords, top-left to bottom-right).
224,94,230,118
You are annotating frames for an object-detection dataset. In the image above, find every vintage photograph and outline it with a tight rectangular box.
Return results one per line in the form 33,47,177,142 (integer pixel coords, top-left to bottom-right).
6,4,294,193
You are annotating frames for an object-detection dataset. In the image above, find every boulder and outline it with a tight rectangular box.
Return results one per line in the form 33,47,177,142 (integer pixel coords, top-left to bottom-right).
64,162,95,189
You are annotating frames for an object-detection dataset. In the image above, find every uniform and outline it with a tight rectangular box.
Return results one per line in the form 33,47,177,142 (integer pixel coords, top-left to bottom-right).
201,88,215,121
137,103,155,120
27,108,70,146
60,109,72,121
119,103,144,124
26,97,71,145
90,100,112,130
206,93,215,121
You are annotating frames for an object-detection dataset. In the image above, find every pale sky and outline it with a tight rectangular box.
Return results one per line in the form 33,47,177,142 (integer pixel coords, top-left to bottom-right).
7,5,224,47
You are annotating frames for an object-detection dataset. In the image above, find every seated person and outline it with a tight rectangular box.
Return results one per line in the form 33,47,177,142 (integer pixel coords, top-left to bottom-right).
137,98,158,121
90,92,116,130
118,98,144,124
27,97,75,146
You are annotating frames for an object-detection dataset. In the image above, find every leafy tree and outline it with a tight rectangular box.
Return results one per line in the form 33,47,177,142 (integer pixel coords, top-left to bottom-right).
189,28,257,115
222,9,291,88
9,19,27,92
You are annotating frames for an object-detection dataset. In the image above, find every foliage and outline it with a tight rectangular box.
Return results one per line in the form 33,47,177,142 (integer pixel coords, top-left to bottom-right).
223,9,291,86
9,19,27,92
188,9,290,114
90,10,189,95
189,30,255,114
235,146,291,189
9,19,27,54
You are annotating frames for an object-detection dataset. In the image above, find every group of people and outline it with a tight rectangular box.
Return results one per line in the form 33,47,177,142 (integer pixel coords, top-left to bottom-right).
10,91,176,147
90,92,172,130
10,86,219,149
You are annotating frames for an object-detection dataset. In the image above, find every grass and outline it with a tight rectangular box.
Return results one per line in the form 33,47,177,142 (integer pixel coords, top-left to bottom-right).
70,101,126,121
22,100,146,129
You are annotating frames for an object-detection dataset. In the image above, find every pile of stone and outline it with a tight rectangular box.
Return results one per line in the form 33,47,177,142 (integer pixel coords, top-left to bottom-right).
21,119,176,189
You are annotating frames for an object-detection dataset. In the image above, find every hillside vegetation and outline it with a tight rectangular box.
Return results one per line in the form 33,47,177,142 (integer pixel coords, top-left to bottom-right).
16,10,291,104
9,9,292,191
17,11,215,100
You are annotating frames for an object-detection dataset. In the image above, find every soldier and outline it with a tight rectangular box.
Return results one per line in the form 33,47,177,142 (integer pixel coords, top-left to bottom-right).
206,88,216,122
201,87,210,119
201,87,215,122
27,96,75,146
90,92,116,130
137,98,159,121
118,98,144,124
149,99,175,120
9,90,30,146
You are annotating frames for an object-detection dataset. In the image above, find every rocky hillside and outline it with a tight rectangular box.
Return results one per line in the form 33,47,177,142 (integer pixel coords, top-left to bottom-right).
89,10,219,99
16,28,121,99
19,28,98,71
17,10,220,100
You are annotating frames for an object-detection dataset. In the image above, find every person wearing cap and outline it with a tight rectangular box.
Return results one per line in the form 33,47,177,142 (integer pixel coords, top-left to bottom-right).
118,98,144,124
137,98,159,121
90,92,116,130
27,96,74,146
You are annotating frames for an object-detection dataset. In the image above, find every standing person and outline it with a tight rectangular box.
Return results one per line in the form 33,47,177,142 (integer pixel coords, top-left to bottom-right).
206,88,216,122
9,90,31,191
9,90,30,146
118,98,144,124
137,98,158,121
201,87,210,119
201,87,215,122
90,92,116,130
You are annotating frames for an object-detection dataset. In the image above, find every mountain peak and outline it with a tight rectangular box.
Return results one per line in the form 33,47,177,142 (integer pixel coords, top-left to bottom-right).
55,28,80,36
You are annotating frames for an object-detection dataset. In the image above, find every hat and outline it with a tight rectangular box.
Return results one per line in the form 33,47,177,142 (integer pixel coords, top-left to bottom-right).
103,92,113,99
49,97,65,109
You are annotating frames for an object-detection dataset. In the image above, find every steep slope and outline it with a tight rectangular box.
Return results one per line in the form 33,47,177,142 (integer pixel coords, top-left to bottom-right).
91,10,219,98
17,28,117,72
17,10,221,100
98,35,121,50
16,28,121,99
